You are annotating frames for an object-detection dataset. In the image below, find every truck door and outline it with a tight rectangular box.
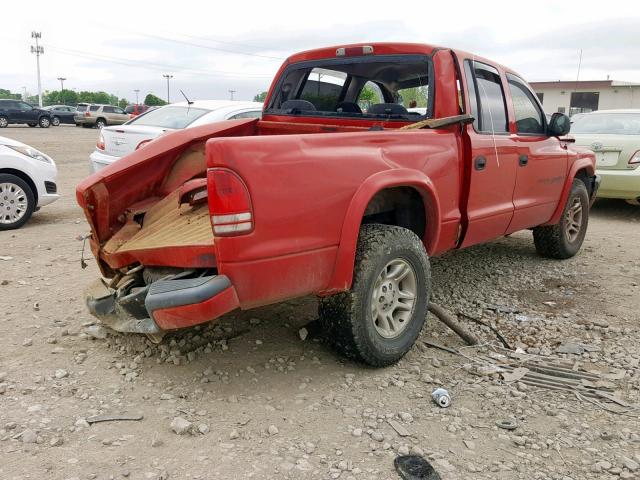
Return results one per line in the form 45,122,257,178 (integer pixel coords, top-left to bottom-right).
460,60,519,247
503,74,567,233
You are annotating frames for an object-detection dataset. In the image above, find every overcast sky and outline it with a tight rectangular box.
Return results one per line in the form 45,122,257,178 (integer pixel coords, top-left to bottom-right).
2,0,639,103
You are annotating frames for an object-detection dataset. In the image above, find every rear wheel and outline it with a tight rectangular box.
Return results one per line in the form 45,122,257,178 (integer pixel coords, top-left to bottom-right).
96,118,106,129
0,116,8,128
533,179,589,259
38,116,50,128
0,174,35,230
319,224,430,367
51,116,60,126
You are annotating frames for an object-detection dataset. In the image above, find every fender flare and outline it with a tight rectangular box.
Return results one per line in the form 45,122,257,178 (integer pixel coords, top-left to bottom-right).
321,169,441,294
542,157,595,226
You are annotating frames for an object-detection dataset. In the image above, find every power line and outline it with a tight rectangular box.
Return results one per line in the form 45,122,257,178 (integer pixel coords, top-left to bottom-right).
47,45,273,79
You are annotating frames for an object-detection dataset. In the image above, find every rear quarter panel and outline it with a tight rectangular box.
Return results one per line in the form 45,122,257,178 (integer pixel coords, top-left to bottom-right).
206,128,462,307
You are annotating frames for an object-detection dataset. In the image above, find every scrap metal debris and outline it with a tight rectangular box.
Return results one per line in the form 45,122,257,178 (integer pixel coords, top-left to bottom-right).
387,419,412,437
86,413,144,424
431,388,451,408
394,455,442,480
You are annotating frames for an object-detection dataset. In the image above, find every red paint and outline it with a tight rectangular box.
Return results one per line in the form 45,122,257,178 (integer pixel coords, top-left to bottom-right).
77,42,596,332
152,285,239,330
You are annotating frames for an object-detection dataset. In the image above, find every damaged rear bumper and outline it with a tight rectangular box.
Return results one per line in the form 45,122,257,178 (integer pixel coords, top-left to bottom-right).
86,274,240,334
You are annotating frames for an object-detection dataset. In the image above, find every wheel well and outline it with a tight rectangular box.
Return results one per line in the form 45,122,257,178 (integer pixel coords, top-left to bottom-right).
96,117,106,124
362,187,426,239
0,168,38,203
574,168,592,194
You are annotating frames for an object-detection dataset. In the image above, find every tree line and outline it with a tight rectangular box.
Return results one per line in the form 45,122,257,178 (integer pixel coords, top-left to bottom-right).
0,88,167,107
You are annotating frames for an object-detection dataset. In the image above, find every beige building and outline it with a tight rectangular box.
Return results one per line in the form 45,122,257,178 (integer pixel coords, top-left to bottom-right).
530,80,640,116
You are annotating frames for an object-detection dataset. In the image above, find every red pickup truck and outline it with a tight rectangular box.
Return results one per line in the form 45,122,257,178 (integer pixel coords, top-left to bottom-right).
77,42,599,366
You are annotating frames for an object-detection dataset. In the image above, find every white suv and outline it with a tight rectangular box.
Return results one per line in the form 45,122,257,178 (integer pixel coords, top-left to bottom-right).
0,136,59,230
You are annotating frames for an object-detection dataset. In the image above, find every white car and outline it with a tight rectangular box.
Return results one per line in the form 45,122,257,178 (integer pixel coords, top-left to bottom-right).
89,100,263,172
0,136,58,230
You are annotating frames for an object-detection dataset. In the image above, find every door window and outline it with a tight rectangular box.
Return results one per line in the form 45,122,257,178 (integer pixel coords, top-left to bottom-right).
507,74,545,134
228,110,262,120
114,107,125,115
102,106,114,113
465,60,508,134
17,102,33,111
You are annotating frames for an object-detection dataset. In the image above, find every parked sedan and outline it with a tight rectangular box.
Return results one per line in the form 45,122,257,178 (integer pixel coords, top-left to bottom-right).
43,105,76,125
571,109,640,204
0,99,52,128
89,100,262,172
0,136,58,229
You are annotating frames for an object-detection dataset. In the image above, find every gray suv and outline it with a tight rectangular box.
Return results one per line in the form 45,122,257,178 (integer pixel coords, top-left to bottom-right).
74,104,129,129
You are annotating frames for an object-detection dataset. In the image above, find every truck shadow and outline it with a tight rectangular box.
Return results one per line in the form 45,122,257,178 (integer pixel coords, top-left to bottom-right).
590,198,640,222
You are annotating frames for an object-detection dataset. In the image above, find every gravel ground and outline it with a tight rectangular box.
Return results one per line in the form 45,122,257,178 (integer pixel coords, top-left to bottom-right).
0,125,639,480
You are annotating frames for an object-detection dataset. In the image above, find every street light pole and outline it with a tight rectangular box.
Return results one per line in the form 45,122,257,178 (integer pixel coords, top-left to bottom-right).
30,32,44,107
229,89,236,101
57,77,66,103
134,89,140,105
162,74,173,103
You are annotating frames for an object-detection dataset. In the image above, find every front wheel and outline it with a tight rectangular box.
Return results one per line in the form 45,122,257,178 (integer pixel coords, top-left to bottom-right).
0,116,8,128
319,224,430,367
533,179,590,259
38,116,50,128
0,174,35,230
51,116,60,126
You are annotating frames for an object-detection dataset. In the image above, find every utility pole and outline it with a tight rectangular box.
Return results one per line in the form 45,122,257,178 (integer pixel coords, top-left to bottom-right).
30,32,44,107
134,89,140,105
57,77,66,103
228,89,236,101
162,74,173,103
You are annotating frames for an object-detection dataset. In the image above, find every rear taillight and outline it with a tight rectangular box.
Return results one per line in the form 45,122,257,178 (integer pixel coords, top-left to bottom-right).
208,168,253,236
629,150,640,165
96,132,105,150
84,111,91,117
136,139,152,150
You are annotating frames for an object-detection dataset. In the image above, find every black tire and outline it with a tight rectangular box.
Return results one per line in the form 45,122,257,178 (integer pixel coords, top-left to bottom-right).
0,116,8,128
38,116,50,128
82,124,91,128
0,173,36,230
533,179,590,259
319,224,430,367
51,116,60,126
28,123,37,128
95,118,106,129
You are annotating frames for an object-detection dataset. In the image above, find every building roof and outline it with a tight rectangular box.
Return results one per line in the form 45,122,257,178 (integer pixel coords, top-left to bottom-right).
530,80,640,89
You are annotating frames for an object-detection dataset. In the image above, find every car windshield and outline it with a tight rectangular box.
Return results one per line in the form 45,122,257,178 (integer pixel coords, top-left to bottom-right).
571,113,640,135
128,106,210,129
266,54,432,121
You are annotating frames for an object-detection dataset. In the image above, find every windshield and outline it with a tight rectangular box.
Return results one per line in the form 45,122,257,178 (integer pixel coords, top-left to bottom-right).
266,54,432,121
128,106,210,129
572,113,640,135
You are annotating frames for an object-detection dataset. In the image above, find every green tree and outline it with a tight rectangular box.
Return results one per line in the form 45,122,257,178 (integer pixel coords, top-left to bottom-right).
0,89,21,100
144,93,167,106
397,86,428,108
253,91,267,102
43,89,79,106
118,98,128,109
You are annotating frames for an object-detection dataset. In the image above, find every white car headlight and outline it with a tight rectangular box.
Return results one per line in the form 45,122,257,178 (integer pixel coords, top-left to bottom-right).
6,144,53,164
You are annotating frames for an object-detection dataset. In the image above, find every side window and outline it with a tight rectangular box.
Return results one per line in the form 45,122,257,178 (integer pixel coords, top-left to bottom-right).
90,105,100,112
507,74,545,134
18,102,33,111
102,106,114,113
299,68,347,111
357,81,384,112
114,107,125,115
465,60,508,133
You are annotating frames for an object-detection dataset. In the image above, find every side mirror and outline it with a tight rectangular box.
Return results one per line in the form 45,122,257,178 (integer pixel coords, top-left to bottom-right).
548,112,571,136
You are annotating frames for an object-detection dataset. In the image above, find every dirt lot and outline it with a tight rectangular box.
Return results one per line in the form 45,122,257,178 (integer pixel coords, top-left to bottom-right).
1,125,639,480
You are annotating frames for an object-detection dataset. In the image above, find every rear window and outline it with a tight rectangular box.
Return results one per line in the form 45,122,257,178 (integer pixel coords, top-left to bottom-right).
76,104,88,112
90,105,100,112
571,113,640,135
128,106,211,129
266,54,433,121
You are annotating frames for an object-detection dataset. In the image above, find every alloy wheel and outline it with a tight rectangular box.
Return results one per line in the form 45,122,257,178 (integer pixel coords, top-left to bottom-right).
0,182,28,225
564,197,583,243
